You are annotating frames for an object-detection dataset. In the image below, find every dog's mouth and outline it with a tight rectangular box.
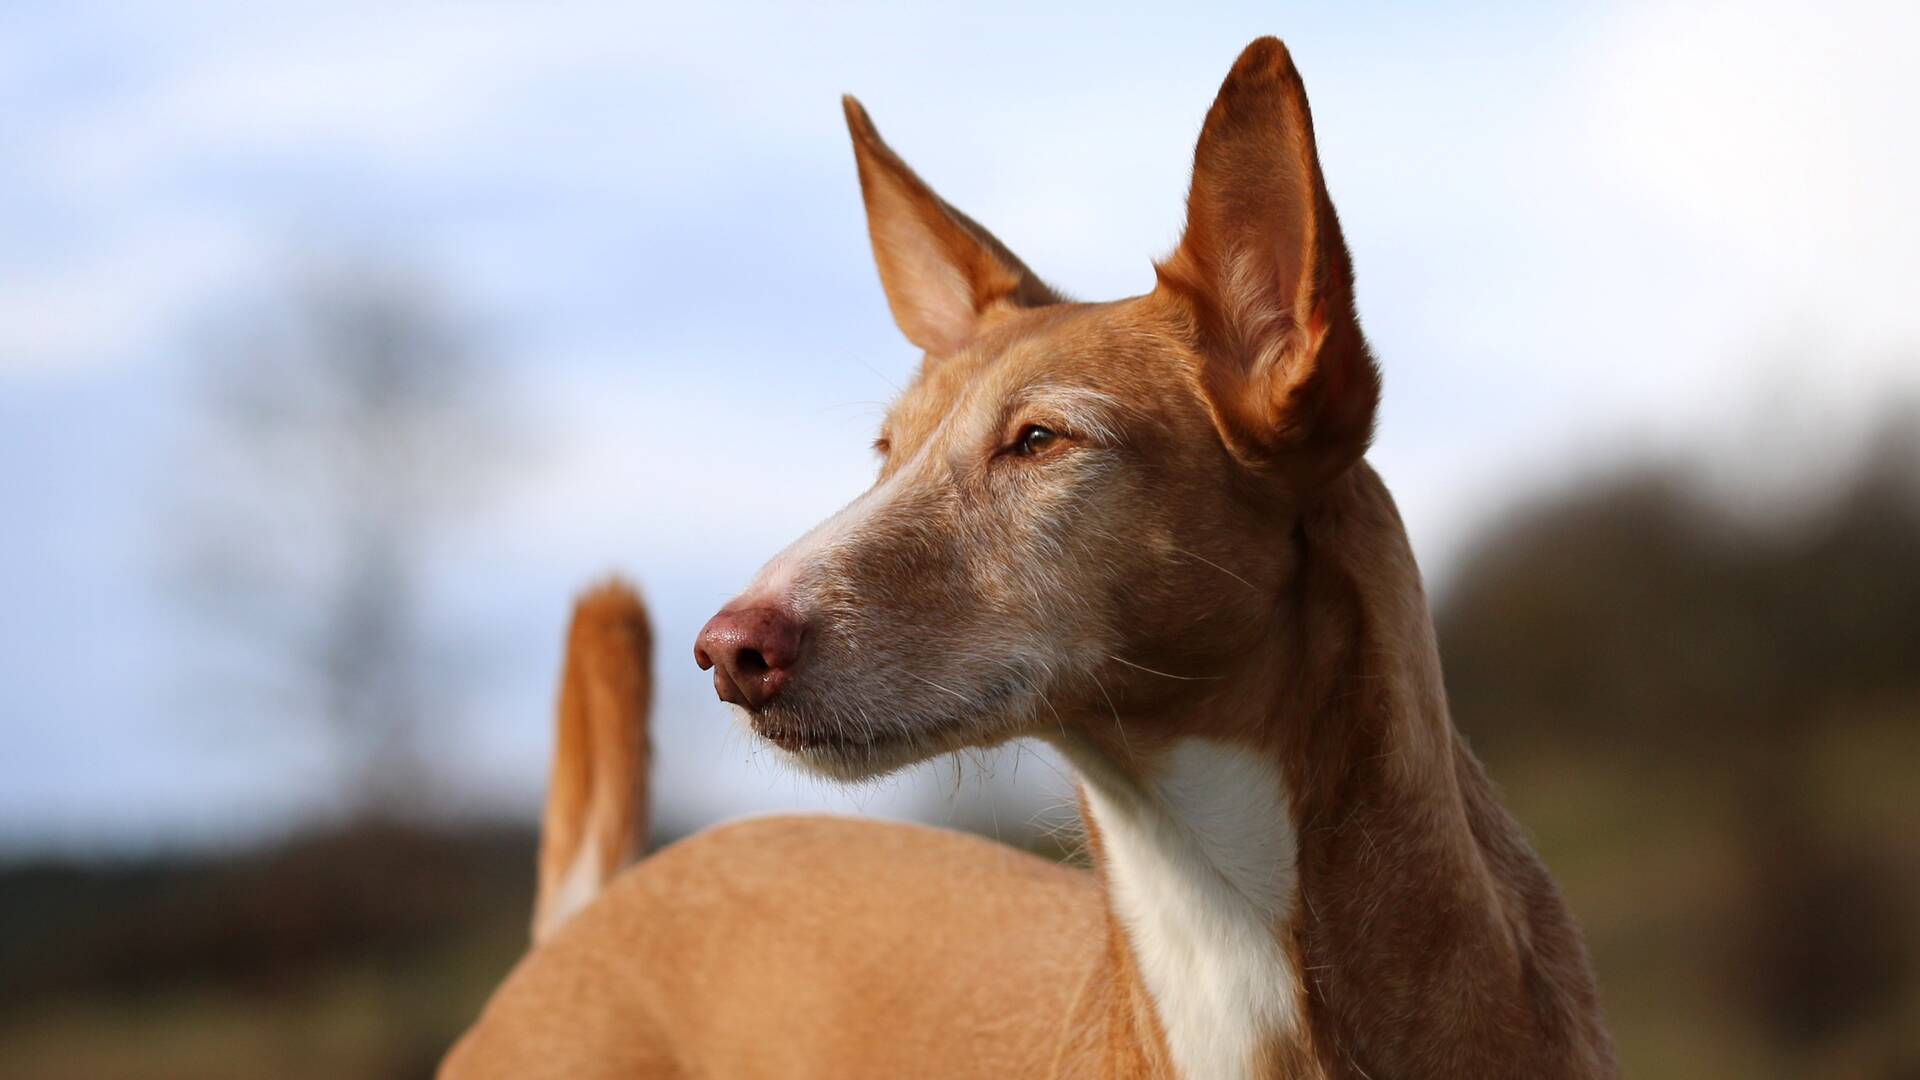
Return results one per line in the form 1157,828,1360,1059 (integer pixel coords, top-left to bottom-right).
748,673,1029,759
749,714,892,755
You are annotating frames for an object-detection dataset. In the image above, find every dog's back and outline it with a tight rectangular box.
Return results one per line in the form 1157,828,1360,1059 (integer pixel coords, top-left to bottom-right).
447,816,1106,1079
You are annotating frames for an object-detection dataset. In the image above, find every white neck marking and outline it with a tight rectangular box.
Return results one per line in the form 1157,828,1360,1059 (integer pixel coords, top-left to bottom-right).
1072,737,1302,1080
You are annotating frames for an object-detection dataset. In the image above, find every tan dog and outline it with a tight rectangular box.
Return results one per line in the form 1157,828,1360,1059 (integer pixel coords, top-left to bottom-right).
443,38,1616,1078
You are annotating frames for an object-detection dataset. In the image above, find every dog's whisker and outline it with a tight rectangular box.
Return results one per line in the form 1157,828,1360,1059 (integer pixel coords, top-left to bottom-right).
1170,545,1259,593
903,669,974,707
1088,669,1136,765
1106,654,1225,682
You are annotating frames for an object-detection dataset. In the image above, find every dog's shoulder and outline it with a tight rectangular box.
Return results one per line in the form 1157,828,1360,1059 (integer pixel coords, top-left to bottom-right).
609,813,1094,916
445,816,1102,1079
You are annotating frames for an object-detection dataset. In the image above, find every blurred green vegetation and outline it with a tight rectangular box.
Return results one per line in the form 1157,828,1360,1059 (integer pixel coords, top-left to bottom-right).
0,825,533,1080
2,427,1915,1078
1440,422,1920,1079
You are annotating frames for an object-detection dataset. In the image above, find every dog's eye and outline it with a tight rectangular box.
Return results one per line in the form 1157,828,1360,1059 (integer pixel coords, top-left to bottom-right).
873,437,892,457
1013,424,1059,457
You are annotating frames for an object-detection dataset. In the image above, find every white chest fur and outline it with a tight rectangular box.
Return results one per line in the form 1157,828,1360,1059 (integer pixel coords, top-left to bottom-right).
1075,738,1303,1080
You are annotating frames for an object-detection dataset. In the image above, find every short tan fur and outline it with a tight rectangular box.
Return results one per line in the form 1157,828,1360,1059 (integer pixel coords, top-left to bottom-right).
445,37,1615,1079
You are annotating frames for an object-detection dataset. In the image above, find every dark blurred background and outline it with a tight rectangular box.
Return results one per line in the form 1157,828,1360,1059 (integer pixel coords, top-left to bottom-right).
3,4,1915,1078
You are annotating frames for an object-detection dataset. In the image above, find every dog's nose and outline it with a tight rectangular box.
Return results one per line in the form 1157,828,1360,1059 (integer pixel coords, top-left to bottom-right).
694,605,805,710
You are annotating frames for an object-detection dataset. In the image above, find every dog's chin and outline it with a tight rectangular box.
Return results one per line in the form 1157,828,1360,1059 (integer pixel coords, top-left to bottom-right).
778,739,924,784
723,703,916,782
727,701,997,783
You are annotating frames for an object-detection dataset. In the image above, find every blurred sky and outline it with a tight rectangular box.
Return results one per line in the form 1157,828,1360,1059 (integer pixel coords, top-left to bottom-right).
3,1,1916,852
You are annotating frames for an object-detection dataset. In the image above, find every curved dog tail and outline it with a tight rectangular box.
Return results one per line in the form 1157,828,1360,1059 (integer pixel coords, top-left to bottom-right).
531,579,654,944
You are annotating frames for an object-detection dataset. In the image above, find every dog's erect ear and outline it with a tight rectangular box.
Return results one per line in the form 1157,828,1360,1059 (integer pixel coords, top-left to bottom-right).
843,96,1061,355
1157,38,1379,480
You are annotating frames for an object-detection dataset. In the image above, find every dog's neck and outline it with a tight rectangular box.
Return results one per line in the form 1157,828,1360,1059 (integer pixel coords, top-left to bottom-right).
1065,731,1305,1079
1057,464,1610,1079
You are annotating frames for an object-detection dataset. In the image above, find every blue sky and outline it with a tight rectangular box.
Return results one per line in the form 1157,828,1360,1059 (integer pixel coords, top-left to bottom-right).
3,1,1916,851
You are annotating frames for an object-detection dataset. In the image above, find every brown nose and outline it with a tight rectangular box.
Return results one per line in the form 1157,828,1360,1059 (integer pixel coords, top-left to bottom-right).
694,605,805,710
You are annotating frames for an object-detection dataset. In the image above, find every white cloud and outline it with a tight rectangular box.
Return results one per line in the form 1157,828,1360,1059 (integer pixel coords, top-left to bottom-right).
476,359,884,577
0,213,252,376
1583,0,1920,353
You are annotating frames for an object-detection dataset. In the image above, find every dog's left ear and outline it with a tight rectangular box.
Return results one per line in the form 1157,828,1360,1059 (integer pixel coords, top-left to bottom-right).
843,96,1061,355
1157,38,1380,481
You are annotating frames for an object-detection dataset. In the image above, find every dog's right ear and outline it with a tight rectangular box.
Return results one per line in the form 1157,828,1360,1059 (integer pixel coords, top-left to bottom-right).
1157,38,1380,483
842,97,1060,355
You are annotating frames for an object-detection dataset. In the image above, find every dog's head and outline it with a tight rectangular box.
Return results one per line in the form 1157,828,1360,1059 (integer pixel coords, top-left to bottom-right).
696,38,1379,780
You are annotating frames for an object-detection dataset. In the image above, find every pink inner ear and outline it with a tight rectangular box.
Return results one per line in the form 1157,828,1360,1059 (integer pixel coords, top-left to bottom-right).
876,219,979,354
1269,195,1313,322
1305,301,1349,410
860,166,983,354
1304,302,1330,358
845,98,1057,356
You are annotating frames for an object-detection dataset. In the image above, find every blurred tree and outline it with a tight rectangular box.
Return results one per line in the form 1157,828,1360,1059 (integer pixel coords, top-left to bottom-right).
1436,409,1920,1076
175,265,509,817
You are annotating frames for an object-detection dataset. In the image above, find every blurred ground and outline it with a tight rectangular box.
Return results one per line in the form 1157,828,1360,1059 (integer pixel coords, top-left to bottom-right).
0,825,533,1080
3,431,1916,1079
